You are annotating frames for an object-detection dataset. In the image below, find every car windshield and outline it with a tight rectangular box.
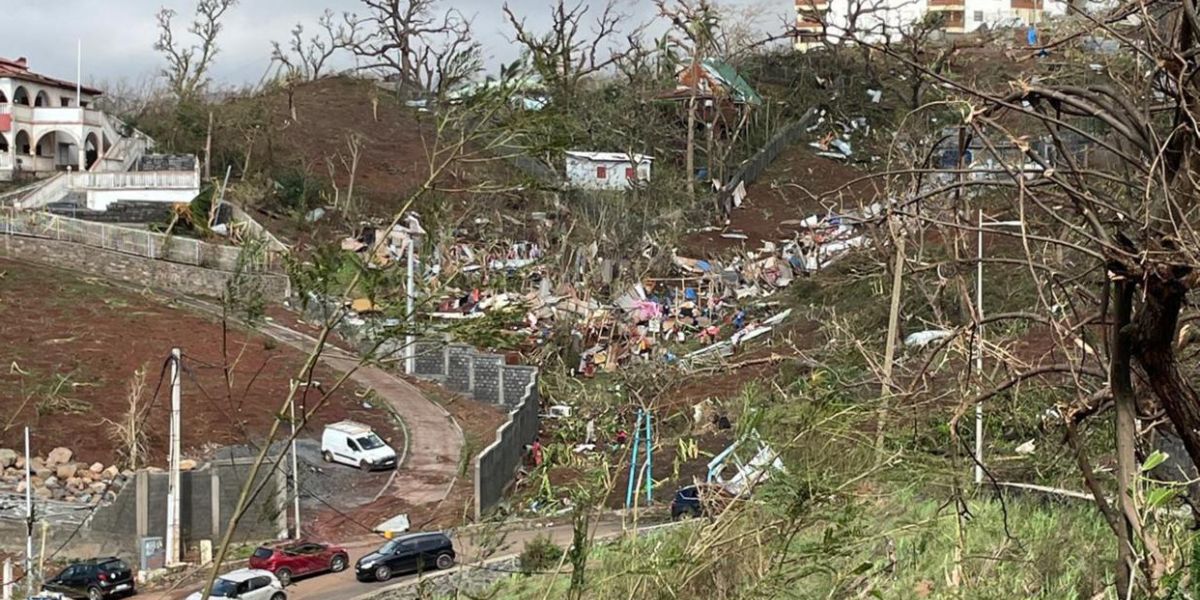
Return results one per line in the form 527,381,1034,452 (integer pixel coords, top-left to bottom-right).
211,578,239,596
357,434,386,450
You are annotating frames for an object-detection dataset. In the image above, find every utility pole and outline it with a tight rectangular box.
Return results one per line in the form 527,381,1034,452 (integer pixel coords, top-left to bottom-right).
288,380,301,539
404,214,424,375
23,427,32,597
974,213,1024,485
166,348,182,566
975,209,984,485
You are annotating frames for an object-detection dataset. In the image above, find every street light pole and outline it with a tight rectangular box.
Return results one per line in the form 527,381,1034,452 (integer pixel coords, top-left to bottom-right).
404,214,424,375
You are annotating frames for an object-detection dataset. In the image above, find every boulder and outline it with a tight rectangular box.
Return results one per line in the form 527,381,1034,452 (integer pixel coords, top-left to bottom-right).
179,459,198,472
102,465,120,480
46,447,73,466
56,463,79,480
0,448,17,468
43,476,59,488
14,455,24,469
34,487,52,500
34,467,53,480
30,457,45,471
89,462,104,474
88,482,107,494
66,477,85,492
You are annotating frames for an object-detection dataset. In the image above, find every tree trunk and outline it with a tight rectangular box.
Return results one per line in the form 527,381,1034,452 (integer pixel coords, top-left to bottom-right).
1110,280,1138,595
1133,266,1200,472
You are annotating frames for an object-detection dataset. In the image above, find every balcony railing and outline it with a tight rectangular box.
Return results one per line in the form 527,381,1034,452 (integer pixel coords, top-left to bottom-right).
69,170,200,190
0,106,108,127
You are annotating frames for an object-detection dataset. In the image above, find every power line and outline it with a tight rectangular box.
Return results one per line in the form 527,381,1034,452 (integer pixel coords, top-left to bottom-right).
8,354,174,590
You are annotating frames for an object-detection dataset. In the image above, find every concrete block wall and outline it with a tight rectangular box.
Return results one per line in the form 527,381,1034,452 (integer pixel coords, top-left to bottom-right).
86,456,287,556
408,338,540,519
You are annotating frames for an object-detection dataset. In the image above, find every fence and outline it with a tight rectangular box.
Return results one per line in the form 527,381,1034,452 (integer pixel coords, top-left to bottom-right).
70,170,199,190
0,210,285,273
409,340,540,519
717,107,819,214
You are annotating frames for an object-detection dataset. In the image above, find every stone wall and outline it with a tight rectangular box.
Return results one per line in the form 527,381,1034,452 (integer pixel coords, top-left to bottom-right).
0,234,291,300
409,340,539,519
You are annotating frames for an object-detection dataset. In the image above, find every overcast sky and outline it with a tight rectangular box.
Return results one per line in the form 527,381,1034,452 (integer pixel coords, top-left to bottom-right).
3,0,783,90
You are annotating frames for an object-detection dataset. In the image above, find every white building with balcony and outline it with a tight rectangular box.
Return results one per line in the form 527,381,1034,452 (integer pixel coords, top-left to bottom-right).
0,56,115,181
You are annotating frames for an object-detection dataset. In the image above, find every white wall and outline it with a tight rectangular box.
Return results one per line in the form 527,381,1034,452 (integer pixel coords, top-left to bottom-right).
86,188,198,211
565,157,652,191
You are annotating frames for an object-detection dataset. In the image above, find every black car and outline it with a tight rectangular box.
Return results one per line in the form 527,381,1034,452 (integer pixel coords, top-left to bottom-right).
43,557,136,600
671,485,704,520
355,532,456,582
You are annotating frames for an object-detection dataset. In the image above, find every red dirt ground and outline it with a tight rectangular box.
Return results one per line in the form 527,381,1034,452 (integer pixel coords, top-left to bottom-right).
683,149,884,257
0,258,396,466
231,77,514,244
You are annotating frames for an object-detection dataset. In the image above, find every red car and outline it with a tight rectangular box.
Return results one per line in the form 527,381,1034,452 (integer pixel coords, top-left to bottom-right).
248,540,350,586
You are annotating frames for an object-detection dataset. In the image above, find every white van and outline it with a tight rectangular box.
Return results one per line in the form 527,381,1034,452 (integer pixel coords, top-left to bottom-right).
321,421,398,471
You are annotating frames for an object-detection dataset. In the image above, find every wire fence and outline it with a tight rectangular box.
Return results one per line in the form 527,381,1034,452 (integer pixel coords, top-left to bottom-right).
0,210,285,273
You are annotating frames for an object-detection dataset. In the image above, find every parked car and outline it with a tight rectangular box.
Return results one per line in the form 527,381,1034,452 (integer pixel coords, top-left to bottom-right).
321,421,398,471
670,484,732,520
248,540,349,586
184,569,284,600
42,557,135,600
355,532,456,582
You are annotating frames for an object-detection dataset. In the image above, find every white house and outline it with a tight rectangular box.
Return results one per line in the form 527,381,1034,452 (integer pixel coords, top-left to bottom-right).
0,56,117,180
794,0,1044,51
564,151,654,191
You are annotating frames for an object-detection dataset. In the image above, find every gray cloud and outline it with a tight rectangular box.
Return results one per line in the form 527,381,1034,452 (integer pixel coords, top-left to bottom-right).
1,0,782,89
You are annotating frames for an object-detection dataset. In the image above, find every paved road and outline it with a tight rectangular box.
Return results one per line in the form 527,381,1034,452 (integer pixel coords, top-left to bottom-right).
142,520,641,600
179,298,464,510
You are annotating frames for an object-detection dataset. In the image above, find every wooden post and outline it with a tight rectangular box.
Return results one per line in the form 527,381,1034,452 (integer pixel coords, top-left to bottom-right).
874,216,906,462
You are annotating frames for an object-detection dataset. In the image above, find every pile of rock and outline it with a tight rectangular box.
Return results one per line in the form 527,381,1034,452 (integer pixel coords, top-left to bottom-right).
0,447,131,504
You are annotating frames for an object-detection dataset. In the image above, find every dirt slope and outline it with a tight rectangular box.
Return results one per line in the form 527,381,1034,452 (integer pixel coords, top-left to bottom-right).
0,258,398,466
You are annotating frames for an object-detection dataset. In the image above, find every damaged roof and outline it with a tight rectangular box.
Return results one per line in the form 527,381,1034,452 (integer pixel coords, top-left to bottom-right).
565,151,655,163
0,56,103,96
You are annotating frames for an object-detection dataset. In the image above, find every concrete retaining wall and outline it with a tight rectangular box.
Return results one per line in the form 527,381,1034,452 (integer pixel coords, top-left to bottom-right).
0,234,291,300
410,340,539,519
86,456,287,558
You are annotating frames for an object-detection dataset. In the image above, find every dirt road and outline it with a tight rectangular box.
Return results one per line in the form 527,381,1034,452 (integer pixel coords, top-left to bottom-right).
177,298,464,511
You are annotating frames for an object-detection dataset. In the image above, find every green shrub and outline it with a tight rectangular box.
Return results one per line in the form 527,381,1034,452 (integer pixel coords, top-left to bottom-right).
519,535,564,576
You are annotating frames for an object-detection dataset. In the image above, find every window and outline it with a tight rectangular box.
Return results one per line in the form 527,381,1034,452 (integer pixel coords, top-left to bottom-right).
60,97,71,107
247,576,272,591
357,434,385,450
252,547,274,560
973,10,983,21
347,439,360,452
211,579,239,596
625,167,635,180
596,165,607,179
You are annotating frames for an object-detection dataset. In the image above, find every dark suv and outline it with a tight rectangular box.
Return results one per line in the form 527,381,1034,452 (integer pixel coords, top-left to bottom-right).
355,532,456,582
43,557,136,599
670,484,732,520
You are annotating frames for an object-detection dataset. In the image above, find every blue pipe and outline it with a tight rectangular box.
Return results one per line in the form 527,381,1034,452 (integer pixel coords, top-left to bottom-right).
645,411,653,504
625,409,644,509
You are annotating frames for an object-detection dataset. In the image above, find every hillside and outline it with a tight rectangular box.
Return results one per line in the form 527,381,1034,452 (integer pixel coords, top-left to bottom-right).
0,258,397,466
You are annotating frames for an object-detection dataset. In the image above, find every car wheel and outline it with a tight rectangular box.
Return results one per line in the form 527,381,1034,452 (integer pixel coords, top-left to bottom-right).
87,586,103,600
270,593,286,600
322,450,333,463
374,565,392,582
360,460,372,472
330,554,348,572
276,567,293,587
435,553,455,570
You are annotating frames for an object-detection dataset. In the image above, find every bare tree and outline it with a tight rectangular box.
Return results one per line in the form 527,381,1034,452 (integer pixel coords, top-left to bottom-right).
154,0,238,100
503,0,634,102
271,9,357,81
346,0,482,98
